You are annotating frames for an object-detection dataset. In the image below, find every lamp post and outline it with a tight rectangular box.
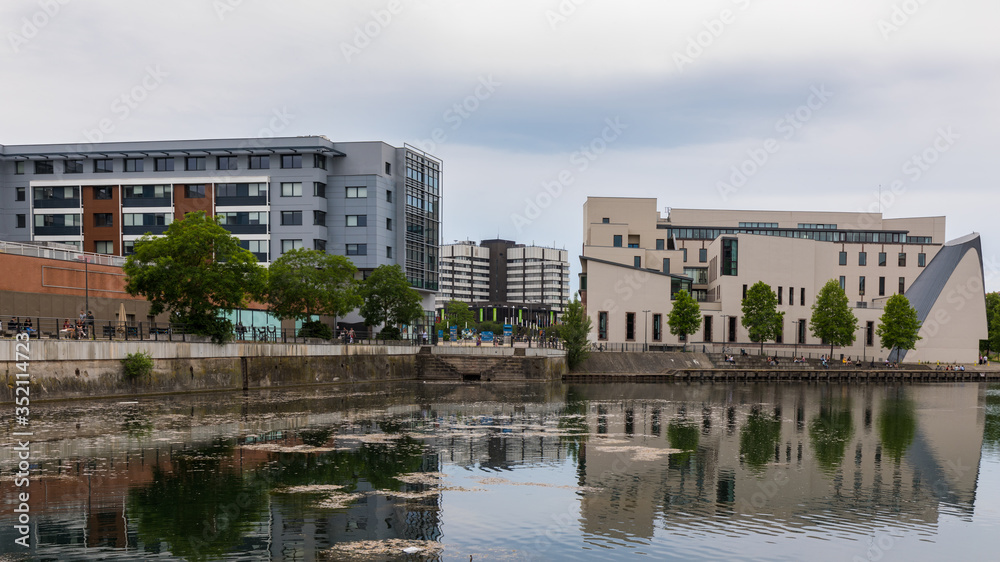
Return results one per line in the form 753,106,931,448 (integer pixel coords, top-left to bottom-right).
643,309,650,352
78,255,90,314
721,314,729,351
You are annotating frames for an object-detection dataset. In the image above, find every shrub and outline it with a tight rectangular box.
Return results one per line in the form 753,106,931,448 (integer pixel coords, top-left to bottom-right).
298,320,333,340
377,326,402,340
122,351,154,382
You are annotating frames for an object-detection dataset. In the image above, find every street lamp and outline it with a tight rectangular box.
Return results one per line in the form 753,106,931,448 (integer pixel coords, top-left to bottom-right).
721,314,729,351
78,255,90,314
643,309,650,352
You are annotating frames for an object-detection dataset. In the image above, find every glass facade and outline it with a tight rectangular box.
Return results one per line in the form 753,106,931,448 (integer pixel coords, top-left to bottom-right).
404,150,441,291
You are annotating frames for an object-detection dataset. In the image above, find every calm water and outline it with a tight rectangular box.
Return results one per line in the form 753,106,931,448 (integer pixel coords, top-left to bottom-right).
2,381,999,561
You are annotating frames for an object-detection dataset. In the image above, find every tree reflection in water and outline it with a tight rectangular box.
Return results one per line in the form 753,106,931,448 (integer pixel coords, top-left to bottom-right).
668,418,700,467
984,388,1000,451
809,395,854,475
739,406,782,473
878,390,917,462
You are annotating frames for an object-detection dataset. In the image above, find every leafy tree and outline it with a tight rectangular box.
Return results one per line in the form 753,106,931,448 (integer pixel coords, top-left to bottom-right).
741,281,785,355
981,292,1000,356
876,293,922,362
668,289,702,350
560,296,593,370
810,279,859,358
123,211,266,343
267,248,361,323
444,299,476,330
358,265,423,336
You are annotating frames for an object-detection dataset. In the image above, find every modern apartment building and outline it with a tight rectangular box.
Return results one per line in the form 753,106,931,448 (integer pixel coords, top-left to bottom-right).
0,136,442,327
580,197,987,363
437,239,570,325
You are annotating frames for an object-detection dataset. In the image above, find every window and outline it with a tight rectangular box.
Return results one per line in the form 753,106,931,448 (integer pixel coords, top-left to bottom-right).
249,155,269,169
602,217,610,224
386,246,393,259
386,218,392,231
94,213,113,227
184,156,205,171
15,161,24,174
653,314,662,341
879,252,887,266
95,241,113,254
633,256,641,268
281,239,303,253
859,276,866,296
656,239,664,250
153,157,173,171
859,251,867,266
346,215,367,227
123,185,170,198
386,190,392,202
217,211,268,226
346,186,367,198
34,186,79,200
683,248,688,262
866,321,875,347
662,258,670,273
800,288,805,305
698,248,707,263
899,277,905,294
839,251,847,266
281,154,301,169
15,187,25,201
215,182,267,197
34,160,54,174
789,287,795,306
314,182,326,198
94,186,112,200
839,276,846,290
385,162,391,175
613,235,622,247
778,286,783,305
123,213,170,226
314,239,326,252
346,243,367,255
313,154,327,170
16,214,26,228
626,312,635,341
94,159,113,173
184,184,206,198
125,158,144,172
879,276,885,296
918,253,926,267
598,311,608,340
898,253,906,267
314,210,326,226
743,284,748,300
722,239,738,276
123,241,135,255
65,159,83,173
217,156,237,170
281,211,303,225
281,182,302,197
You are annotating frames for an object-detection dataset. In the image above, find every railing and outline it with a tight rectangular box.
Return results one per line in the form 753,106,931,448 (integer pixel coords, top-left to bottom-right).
0,240,126,267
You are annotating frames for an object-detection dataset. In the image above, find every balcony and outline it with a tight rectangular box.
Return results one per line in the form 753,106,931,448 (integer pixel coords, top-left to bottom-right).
33,198,80,209
216,195,268,207
34,226,81,236
222,224,268,235
122,196,171,208
123,225,169,235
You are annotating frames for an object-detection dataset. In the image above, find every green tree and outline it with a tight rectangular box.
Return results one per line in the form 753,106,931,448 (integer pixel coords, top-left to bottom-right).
741,281,785,355
123,211,266,343
668,289,702,350
267,248,361,323
876,293,922,362
560,296,593,370
981,292,1000,356
444,299,476,330
358,265,423,338
809,279,859,358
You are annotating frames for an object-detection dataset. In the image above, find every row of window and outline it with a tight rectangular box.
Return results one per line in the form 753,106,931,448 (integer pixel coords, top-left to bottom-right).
598,311,819,344
659,226,929,245
839,251,926,267
25,211,385,230
27,182,366,201
839,275,906,297
16,154,328,175
742,284,807,306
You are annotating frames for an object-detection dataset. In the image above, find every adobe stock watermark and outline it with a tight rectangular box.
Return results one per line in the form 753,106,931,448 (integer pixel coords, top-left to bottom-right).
716,85,834,202
412,74,501,154
7,0,72,54
877,0,933,41
545,0,588,30
672,0,754,72
340,0,405,63
81,65,169,145
852,127,958,229
511,117,627,232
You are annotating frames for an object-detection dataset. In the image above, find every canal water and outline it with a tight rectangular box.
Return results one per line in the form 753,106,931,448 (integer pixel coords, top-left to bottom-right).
2,381,999,561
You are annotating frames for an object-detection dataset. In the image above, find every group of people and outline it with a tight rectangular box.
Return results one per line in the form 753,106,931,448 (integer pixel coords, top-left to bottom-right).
339,328,356,344
61,310,95,339
6,316,34,335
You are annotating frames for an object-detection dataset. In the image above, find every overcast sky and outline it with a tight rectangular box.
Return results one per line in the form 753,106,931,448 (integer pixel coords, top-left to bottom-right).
3,0,998,292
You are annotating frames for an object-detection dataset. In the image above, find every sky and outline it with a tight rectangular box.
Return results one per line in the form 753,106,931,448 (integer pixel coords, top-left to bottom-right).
3,0,998,293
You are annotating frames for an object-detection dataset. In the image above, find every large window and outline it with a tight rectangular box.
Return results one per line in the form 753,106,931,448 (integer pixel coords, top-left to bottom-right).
314,154,327,170
249,155,269,169
314,182,326,198
35,214,82,227
184,184,206,198
598,311,608,340
154,157,174,171
34,186,79,201
217,156,237,170
281,239,303,253
314,239,327,252
699,248,708,263
215,182,267,197
652,313,662,341
859,251,867,266
281,211,302,225
878,252,887,266
626,312,635,341
613,235,622,247
218,211,268,225
94,159,113,173
14,161,24,175
65,159,83,174
280,154,301,169
123,185,170,198
281,182,302,197
898,253,907,267
918,253,926,267
346,244,367,255
125,158,144,172
347,215,367,227
94,213,113,227
123,213,171,226
35,160,54,174
94,186,113,200
346,186,367,198
185,156,205,171
95,241,114,254
721,238,738,276
314,210,327,226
